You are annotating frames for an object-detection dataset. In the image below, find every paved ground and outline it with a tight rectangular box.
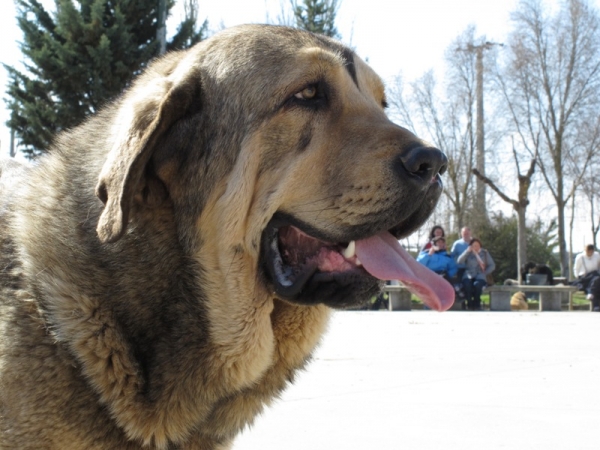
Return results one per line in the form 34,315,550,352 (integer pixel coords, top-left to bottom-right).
234,311,599,450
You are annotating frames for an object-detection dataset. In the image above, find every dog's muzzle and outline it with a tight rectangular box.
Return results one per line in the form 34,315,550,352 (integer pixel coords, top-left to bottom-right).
394,145,448,187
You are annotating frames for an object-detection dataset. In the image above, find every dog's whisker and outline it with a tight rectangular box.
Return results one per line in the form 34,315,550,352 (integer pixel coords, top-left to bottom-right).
293,194,343,208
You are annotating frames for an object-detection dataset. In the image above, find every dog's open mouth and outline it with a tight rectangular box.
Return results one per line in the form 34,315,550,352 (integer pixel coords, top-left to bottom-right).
261,217,455,310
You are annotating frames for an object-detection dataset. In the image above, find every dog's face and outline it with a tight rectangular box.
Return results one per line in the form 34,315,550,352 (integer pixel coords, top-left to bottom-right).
95,25,450,311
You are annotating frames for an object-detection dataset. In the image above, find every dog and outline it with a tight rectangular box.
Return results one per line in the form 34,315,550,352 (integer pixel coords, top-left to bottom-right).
0,25,452,449
505,262,555,286
522,262,554,285
510,291,529,311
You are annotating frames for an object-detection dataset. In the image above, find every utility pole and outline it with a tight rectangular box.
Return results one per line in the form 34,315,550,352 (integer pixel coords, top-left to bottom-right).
9,128,16,157
458,40,503,227
157,0,167,55
474,43,486,221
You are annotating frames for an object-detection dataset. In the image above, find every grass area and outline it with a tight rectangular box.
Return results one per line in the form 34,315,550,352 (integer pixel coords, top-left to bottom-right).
410,293,491,308
571,291,591,306
409,290,591,310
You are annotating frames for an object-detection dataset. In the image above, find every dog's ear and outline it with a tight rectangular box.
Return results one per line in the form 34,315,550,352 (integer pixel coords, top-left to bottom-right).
95,59,201,243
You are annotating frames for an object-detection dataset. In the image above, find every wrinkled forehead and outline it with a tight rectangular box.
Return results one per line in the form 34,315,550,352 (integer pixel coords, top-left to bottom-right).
196,26,388,123
284,44,382,80
308,42,385,98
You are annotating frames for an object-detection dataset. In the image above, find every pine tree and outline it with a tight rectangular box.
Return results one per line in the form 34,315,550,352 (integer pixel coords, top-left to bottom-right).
291,0,340,39
5,0,207,158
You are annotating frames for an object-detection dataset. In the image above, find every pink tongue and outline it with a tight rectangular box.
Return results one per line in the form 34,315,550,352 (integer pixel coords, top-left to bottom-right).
355,231,455,311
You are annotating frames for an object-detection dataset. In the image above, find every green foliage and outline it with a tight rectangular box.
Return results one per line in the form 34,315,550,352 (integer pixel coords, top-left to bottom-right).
291,0,340,38
167,0,208,52
5,0,207,158
476,212,560,283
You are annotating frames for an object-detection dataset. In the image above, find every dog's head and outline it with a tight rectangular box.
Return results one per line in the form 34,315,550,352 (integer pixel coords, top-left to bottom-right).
94,25,454,311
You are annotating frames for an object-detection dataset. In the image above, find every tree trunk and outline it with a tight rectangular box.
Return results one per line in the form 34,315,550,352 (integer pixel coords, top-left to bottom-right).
569,192,576,279
557,199,569,278
517,207,527,283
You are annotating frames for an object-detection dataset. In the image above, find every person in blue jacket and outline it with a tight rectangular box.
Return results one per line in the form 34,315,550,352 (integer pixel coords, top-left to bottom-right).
416,236,458,282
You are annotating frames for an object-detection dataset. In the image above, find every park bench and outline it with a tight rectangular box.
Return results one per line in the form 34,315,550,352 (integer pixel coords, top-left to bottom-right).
484,285,578,311
381,284,465,311
382,285,412,310
383,283,583,311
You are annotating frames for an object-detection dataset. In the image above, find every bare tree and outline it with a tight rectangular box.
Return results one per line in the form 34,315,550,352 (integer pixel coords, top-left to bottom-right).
578,118,600,248
472,140,537,283
497,0,600,277
388,70,475,232
387,26,500,232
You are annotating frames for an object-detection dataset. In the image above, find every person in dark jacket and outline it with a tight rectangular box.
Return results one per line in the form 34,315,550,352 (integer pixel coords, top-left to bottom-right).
521,262,554,285
420,225,446,252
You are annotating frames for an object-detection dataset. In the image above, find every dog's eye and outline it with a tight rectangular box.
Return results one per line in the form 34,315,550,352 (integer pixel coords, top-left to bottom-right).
294,85,318,100
286,82,328,110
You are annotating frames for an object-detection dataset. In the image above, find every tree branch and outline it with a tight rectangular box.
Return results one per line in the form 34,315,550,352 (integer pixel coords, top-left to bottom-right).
471,168,518,209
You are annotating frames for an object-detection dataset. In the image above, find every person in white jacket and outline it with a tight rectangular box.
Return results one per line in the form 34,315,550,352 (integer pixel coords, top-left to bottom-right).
573,244,600,311
574,244,600,278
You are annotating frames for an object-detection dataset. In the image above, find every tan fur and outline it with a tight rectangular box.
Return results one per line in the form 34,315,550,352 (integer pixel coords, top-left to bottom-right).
0,25,446,449
511,291,529,311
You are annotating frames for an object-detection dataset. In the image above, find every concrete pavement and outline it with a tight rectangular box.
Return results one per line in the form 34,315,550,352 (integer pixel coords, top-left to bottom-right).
235,311,600,449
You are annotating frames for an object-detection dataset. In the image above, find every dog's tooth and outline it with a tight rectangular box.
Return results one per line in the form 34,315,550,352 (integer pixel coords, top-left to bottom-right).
343,241,356,259
355,257,362,266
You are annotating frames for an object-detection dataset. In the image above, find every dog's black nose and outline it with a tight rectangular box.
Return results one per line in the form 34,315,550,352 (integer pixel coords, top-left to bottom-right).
395,146,448,183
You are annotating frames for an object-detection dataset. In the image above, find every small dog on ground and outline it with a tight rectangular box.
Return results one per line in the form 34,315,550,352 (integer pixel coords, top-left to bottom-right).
510,291,529,310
